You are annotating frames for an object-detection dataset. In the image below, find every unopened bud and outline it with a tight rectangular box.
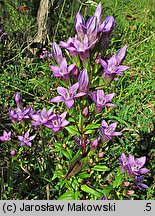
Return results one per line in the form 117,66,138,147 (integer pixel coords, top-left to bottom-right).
82,107,88,117
98,152,104,158
126,190,134,196
10,150,16,156
92,139,98,149
123,181,130,187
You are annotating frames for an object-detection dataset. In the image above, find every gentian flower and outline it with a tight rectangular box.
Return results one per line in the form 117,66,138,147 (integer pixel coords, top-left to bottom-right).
86,16,98,44
50,82,86,108
100,46,129,82
18,131,36,147
94,3,102,25
9,107,31,123
43,111,69,132
40,51,52,59
74,136,90,148
0,130,11,142
90,89,115,113
52,42,63,65
99,16,116,33
50,57,76,80
99,120,122,143
74,12,86,39
31,107,55,127
78,68,89,93
14,92,22,108
60,34,98,63
119,153,149,177
133,176,149,190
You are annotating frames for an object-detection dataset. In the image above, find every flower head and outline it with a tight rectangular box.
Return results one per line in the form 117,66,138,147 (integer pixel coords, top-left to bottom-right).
40,50,52,59
43,111,69,132
100,46,129,82
74,136,90,148
14,92,22,108
31,107,55,127
9,107,31,123
78,68,89,93
52,42,63,65
50,57,76,80
60,34,98,63
18,131,36,147
99,120,122,143
119,153,149,177
0,130,11,142
133,176,149,190
90,90,115,113
50,83,86,108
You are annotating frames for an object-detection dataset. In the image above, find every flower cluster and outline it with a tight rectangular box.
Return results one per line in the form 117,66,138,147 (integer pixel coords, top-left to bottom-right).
119,153,149,189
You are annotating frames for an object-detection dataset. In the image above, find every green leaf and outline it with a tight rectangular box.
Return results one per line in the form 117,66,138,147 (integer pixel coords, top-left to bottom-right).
102,185,113,197
84,123,100,131
92,165,110,172
78,171,91,179
81,184,102,197
65,125,80,135
78,112,83,129
113,172,123,188
84,129,94,134
58,190,75,200
62,150,71,160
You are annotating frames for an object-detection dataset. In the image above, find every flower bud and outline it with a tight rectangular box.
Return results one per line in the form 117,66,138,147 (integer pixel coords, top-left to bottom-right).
78,68,89,93
52,42,63,65
10,150,16,156
92,139,98,149
126,190,135,196
14,92,22,108
98,152,104,158
123,181,130,187
82,107,88,117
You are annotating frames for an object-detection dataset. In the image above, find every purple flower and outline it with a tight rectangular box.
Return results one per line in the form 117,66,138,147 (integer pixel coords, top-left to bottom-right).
99,120,122,143
74,136,90,148
82,107,89,117
133,176,149,190
94,3,102,25
10,150,16,156
52,42,63,65
14,92,22,108
99,16,116,33
50,82,86,108
43,111,69,132
78,68,89,93
100,46,129,82
86,16,98,44
92,138,99,149
50,57,76,80
40,50,52,59
127,154,150,176
119,153,150,177
101,195,107,200
90,90,115,113
60,34,98,63
31,107,55,127
74,12,86,39
9,107,31,123
18,131,36,147
0,130,11,142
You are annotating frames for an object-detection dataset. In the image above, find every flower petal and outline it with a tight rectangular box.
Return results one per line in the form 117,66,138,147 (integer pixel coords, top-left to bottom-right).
65,99,74,108
50,96,64,103
69,83,79,94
